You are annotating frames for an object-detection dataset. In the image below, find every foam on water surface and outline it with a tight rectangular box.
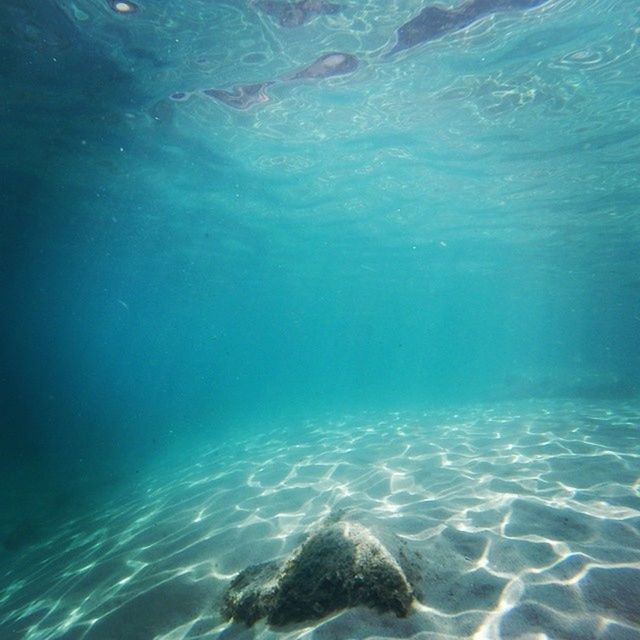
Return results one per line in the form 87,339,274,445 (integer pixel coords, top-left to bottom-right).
1,401,639,640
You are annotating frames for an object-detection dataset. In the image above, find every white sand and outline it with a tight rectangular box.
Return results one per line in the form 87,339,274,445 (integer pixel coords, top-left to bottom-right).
1,400,639,640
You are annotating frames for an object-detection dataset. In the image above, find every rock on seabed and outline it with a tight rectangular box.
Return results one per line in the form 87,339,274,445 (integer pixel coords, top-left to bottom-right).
221,512,420,626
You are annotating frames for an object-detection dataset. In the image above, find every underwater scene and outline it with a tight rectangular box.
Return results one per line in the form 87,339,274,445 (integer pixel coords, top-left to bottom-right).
1,0,640,638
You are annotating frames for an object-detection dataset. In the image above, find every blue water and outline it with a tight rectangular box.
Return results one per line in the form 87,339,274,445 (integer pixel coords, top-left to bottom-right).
1,1,639,637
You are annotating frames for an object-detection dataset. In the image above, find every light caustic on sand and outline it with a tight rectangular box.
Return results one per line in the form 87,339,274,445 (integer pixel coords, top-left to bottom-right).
1,401,639,640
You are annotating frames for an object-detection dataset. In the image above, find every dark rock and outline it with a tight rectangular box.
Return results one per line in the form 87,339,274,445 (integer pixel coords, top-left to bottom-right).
221,560,281,626
221,512,420,626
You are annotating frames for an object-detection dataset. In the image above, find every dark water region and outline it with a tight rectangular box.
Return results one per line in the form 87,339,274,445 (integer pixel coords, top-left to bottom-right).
1,1,639,635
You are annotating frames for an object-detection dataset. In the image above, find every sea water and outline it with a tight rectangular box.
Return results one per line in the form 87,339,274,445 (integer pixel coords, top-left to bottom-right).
1,0,639,638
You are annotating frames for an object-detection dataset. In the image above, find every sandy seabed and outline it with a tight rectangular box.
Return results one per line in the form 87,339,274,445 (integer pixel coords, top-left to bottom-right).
1,400,639,640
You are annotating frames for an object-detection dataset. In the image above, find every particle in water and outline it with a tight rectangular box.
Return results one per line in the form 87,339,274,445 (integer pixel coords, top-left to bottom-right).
110,1,138,14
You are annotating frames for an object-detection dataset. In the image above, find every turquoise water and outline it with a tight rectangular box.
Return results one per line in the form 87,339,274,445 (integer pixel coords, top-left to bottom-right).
1,1,639,637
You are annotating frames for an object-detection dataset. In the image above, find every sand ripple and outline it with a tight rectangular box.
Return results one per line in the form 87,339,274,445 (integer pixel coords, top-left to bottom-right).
0,400,639,639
